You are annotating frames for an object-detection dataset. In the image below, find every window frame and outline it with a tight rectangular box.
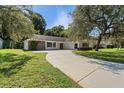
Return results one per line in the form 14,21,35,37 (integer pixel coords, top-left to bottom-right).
53,42,56,47
47,42,52,47
82,43,89,47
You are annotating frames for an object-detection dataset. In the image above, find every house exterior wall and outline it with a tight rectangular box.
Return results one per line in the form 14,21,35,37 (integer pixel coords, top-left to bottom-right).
45,40,88,50
24,37,96,50
89,43,95,48
78,42,83,48
24,35,124,50
63,42,74,49
63,41,79,49
0,39,3,49
24,40,29,50
100,40,114,48
78,41,92,48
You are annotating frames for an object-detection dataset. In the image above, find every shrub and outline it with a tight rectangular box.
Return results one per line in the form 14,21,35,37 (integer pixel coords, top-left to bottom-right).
93,45,104,49
107,45,114,48
30,41,38,50
77,47,92,50
3,40,11,48
15,42,24,49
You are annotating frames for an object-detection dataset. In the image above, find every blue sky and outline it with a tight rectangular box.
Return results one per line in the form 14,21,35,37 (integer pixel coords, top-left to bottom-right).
33,5,76,29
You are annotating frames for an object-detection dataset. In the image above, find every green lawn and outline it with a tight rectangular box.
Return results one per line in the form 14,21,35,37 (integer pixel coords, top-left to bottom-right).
73,48,124,64
0,49,80,88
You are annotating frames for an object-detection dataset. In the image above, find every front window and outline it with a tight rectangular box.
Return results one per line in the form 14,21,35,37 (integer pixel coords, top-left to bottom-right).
82,43,89,47
53,42,56,47
47,42,52,47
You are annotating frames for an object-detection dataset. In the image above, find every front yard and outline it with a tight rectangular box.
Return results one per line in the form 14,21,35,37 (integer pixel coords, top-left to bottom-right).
73,48,124,64
0,49,80,88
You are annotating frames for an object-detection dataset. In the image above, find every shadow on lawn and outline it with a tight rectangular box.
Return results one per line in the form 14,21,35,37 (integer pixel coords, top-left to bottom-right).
0,53,32,77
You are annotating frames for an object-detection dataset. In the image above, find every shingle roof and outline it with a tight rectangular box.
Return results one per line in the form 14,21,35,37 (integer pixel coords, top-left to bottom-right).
29,35,66,41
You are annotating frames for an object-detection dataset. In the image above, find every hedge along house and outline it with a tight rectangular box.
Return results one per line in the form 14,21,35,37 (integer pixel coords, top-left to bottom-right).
0,38,3,49
24,35,85,50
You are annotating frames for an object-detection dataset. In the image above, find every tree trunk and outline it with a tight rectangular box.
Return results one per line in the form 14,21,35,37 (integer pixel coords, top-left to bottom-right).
11,41,15,49
95,34,102,51
116,39,120,50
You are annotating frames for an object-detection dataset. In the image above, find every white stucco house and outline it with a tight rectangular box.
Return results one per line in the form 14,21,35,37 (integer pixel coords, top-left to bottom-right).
0,38,3,49
24,35,89,50
24,35,124,50
0,35,123,50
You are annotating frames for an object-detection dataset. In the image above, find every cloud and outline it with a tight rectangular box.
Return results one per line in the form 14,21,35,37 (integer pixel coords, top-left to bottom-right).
50,11,72,29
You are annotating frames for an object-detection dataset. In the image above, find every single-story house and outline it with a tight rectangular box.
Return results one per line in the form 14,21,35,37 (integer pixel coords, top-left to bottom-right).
24,35,89,50
24,35,124,50
0,35,123,50
0,38,3,49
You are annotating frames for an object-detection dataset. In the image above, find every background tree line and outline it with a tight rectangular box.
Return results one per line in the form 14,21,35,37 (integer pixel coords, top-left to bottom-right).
44,25,69,37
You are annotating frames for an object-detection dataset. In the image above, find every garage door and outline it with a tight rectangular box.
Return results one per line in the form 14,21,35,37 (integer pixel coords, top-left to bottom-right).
36,41,45,50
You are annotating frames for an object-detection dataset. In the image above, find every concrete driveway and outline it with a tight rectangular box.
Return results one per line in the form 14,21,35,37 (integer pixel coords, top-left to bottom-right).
34,50,124,88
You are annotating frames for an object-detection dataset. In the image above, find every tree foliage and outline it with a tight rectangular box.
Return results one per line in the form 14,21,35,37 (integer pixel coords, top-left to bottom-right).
44,25,68,37
29,11,46,34
0,5,35,48
70,5,124,51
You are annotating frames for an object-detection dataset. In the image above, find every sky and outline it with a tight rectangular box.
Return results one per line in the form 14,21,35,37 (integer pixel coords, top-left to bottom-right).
33,5,76,29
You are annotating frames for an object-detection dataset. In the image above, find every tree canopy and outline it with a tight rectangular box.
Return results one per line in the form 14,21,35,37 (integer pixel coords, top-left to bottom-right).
0,5,35,48
70,5,124,51
29,11,46,34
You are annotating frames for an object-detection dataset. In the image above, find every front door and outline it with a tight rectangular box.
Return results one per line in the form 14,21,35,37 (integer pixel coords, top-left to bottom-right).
74,43,78,49
60,43,63,49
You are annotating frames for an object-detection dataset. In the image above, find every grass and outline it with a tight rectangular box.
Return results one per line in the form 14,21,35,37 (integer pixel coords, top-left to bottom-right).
0,49,80,88
73,48,124,64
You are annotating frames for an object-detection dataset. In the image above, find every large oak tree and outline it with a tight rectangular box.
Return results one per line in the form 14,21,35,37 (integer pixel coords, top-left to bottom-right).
0,6,35,48
70,5,124,51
